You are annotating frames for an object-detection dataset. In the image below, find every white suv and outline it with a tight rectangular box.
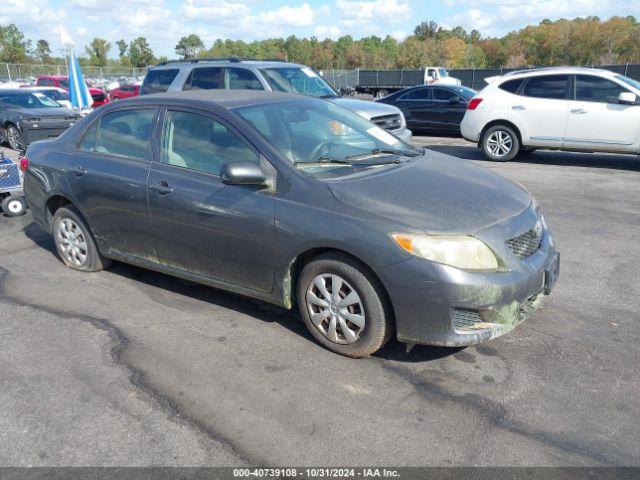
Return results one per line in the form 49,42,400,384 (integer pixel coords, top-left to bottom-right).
460,67,640,161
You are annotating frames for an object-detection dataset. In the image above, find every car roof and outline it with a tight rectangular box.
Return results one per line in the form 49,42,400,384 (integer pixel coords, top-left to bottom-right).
500,67,619,80
126,89,311,109
150,59,303,70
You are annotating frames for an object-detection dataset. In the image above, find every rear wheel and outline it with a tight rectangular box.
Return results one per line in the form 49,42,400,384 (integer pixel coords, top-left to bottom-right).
6,124,22,150
481,124,520,161
297,253,393,358
52,206,111,271
1,195,27,217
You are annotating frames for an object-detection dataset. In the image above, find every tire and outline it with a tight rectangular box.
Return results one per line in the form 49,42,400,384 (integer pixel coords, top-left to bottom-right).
52,206,111,271
297,253,393,358
481,124,520,162
5,124,23,151
1,195,27,216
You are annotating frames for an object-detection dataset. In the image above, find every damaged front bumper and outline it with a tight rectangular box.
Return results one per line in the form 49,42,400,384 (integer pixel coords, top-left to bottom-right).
377,206,560,347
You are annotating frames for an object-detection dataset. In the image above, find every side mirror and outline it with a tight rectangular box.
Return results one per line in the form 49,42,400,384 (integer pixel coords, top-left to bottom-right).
221,161,267,186
618,92,638,105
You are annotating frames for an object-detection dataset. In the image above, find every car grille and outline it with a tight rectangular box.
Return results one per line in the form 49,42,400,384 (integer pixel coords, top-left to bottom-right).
506,224,542,259
371,114,402,131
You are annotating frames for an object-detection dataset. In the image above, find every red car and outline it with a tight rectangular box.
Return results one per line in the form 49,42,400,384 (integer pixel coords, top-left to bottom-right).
36,76,109,107
108,84,140,101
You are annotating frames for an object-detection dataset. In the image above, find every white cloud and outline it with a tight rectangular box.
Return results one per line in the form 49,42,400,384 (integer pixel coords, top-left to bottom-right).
258,3,315,26
180,0,249,21
450,0,617,34
314,25,343,39
335,0,412,25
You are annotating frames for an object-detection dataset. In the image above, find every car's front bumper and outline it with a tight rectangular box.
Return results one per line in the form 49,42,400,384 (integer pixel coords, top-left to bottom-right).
377,206,559,347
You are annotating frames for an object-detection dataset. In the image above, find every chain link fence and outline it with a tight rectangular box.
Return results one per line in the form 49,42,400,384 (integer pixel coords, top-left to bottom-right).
321,63,640,91
0,63,149,84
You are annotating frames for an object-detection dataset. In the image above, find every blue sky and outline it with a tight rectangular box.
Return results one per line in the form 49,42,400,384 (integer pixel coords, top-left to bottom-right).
3,0,639,58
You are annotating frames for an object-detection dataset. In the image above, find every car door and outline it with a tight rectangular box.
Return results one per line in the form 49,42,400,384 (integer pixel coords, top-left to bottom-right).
431,87,467,129
564,74,640,152
509,74,570,147
67,107,159,260
147,107,275,292
395,88,432,128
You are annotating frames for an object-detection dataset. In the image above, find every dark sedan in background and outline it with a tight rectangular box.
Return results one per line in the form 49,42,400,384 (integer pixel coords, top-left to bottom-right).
376,85,476,134
0,90,80,149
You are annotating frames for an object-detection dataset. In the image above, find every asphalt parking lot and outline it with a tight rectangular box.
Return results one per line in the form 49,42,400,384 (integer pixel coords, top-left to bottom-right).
1,138,639,467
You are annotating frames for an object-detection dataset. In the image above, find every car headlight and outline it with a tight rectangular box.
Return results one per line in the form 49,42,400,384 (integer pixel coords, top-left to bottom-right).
399,111,407,128
391,233,499,270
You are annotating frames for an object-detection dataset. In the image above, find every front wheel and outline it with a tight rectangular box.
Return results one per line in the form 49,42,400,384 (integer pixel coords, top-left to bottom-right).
52,206,111,271
6,124,23,150
297,253,393,358
481,125,520,161
1,195,27,216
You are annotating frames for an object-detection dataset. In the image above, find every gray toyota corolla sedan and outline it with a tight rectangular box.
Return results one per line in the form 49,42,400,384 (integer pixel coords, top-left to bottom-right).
23,90,559,358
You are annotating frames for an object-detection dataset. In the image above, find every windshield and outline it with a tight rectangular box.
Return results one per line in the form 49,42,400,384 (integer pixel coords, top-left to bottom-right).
0,92,61,108
236,98,419,169
438,68,449,77
260,67,338,98
58,79,69,89
616,75,640,91
37,89,69,101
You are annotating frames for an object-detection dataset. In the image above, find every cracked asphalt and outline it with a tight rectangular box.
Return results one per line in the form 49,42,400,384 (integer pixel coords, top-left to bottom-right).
0,140,639,467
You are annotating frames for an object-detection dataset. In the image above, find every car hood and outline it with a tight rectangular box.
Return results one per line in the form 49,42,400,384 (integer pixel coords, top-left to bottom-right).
327,151,532,234
8,106,76,117
329,97,402,120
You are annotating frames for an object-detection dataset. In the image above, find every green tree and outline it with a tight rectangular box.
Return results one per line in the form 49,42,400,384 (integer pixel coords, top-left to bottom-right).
85,37,111,67
175,34,204,59
129,37,155,67
0,24,30,63
34,39,51,64
116,39,128,58
414,20,439,40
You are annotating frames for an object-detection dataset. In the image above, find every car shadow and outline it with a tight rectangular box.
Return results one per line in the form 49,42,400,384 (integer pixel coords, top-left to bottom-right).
22,221,461,363
426,144,640,172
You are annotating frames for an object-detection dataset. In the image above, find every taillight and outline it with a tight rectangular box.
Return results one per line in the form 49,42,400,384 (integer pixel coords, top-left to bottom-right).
467,98,483,110
19,156,29,172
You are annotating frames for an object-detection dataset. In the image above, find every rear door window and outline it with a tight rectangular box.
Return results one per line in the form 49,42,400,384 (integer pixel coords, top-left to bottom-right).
184,67,224,90
401,88,430,100
575,75,628,104
140,69,179,95
523,75,569,100
92,109,157,159
432,88,458,101
227,68,263,90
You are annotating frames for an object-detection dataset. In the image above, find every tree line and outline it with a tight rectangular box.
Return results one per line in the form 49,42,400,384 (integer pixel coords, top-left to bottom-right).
1,16,640,71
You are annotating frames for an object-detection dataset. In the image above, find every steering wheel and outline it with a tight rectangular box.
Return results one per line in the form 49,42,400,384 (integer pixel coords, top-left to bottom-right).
307,140,337,162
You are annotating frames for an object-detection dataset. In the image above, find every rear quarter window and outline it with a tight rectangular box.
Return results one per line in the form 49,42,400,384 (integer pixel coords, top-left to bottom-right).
140,69,179,95
499,78,524,94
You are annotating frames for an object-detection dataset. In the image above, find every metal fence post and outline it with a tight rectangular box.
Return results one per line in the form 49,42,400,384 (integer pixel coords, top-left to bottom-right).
625,62,629,76
471,68,475,90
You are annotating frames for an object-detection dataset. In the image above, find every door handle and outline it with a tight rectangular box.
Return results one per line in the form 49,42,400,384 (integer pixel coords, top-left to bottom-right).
74,165,87,177
511,105,526,110
571,108,587,114
149,181,173,195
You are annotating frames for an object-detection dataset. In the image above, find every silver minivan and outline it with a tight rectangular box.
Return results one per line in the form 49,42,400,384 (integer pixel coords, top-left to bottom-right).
140,58,412,143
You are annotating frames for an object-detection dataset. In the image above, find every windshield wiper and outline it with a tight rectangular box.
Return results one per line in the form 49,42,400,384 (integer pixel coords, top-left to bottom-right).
344,148,422,161
294,155,353,166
